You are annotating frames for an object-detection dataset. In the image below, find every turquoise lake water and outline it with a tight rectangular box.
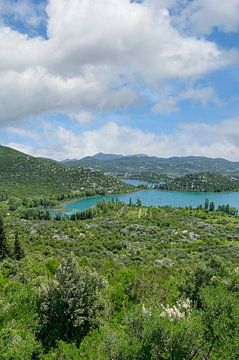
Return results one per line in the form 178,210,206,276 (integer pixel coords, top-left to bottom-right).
63,189,239,214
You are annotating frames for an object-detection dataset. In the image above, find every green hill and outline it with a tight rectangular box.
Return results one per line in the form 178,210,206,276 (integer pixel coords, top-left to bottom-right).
0,145,130,198
64,154,239,178
158,172,239,192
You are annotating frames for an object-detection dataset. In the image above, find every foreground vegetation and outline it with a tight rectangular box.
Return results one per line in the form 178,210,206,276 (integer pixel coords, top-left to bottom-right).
0,198,239,359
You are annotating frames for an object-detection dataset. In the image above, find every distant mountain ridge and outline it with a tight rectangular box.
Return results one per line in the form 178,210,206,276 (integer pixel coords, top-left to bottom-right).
83,153,124,161
1,144,238,199
63,153,239,178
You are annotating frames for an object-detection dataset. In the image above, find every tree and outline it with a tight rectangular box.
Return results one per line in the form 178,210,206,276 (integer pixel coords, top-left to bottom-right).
209,201,215,211
38,254,106,349
14,233,25,260
136,197,142,207
204,198,209,210
179,263,214,308
225,204,230,214
0,215,9,260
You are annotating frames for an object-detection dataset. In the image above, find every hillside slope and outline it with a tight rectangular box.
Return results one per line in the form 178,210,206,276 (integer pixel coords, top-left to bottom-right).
158,172,239,192
0,146,129,197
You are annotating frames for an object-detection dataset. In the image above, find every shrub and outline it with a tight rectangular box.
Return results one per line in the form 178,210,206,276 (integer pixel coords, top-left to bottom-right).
38,254,106,349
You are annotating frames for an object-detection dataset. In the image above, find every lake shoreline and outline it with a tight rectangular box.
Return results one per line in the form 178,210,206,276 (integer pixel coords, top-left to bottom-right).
54,189,138,211
121,178,239,193
48,179,239,215
60,188,239,215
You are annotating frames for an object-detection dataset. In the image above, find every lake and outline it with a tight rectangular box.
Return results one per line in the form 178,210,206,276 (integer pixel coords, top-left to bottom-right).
63,189,239,214
121,178,157,187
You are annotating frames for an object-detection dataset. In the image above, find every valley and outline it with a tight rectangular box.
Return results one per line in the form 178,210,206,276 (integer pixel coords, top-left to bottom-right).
1,1,239,358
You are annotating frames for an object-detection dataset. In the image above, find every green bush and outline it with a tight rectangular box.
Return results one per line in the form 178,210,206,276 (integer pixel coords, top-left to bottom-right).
38,254,107,349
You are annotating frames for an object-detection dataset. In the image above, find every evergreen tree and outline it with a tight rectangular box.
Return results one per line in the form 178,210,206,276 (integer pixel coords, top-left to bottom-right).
209,201,215,211
54,213,62,221
14,233,25,260
0,215,9,259
204,198,209,210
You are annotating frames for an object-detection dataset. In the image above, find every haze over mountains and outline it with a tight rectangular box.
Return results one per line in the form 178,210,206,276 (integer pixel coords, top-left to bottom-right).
63,153,239,178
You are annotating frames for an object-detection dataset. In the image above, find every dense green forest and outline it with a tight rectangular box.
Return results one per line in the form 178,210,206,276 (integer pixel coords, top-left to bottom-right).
158,172,239,192
0,197,239,359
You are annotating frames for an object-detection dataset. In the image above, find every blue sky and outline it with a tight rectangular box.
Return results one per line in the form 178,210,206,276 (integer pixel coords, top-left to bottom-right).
0,0,239,160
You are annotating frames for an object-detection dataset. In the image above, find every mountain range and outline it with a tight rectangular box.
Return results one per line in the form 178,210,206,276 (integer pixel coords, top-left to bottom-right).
1,145,239,199
63,153,239,178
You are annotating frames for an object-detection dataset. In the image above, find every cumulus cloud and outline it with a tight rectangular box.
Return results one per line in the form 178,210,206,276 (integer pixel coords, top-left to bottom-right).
174,0,239,35
0,0,238,125
5,118,239,161
0,66,137,125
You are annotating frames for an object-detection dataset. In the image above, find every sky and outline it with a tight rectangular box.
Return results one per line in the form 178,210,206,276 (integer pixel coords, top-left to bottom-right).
0,0,239,161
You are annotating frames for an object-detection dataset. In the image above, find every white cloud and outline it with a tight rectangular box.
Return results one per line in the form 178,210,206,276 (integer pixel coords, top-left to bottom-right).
4,142,34,155
153,86,222,114
70,111,94,124
0,0,238,125
0,67,137,125
174,0,239,35
6,126,39,140
5,118,239,161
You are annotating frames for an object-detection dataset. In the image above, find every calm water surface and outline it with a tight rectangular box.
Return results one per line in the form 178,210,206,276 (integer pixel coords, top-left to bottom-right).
64,189,239,214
